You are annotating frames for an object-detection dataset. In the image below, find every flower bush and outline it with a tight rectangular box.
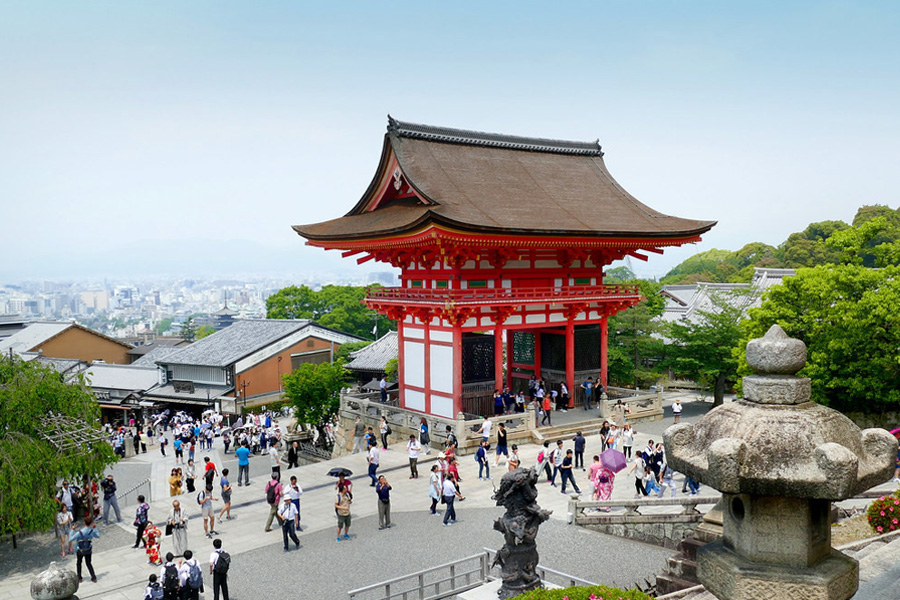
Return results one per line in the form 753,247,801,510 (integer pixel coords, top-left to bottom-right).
510,585,652,600
866,490,900,534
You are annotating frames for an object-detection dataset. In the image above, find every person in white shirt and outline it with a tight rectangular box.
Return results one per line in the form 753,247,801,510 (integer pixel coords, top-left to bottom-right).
672,398,683,423
367,442,380,486
284,475,303,528
269,443,281,482
178,550,202,600
406,435,421,479
209,538,229,600
277,496,300,551
476,417,492,442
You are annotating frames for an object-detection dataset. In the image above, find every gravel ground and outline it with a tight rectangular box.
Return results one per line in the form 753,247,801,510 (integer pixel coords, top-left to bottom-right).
0,522,135,579
224,508,670,600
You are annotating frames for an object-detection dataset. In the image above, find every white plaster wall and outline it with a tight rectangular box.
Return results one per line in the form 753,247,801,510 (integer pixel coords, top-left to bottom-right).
431,394,454,419
405,327,424,340
526,313,546,324
404,340,425,388
506,315,523,326
430,345,454,394
431,330,453,343
549,313,566,322
405,389,426,412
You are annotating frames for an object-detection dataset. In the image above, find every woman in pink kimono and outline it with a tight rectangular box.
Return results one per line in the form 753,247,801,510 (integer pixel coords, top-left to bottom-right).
590,454,615,511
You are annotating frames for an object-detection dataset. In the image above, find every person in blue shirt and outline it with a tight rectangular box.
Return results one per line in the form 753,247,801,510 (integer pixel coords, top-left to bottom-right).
69,516,100,583
173,438,184,465
475,440,491,480
581,377,594,411
234,444,251,486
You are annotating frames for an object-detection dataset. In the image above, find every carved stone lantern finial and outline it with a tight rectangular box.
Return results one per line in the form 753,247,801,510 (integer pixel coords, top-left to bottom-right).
664,324,896,600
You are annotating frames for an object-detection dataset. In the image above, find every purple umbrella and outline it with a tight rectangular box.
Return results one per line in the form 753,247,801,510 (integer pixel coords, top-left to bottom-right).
600,448,627,473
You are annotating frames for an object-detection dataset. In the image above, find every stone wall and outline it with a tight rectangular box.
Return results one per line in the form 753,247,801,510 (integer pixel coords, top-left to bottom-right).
585,521,699,550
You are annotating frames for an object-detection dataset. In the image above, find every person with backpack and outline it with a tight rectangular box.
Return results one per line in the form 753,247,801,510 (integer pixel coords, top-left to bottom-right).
537,441,553,482
178,549,203,600
197,485,217,539
209,538,230,600
143,573,164,600
263,473,283,532
158,552,180,600
69,516,100,583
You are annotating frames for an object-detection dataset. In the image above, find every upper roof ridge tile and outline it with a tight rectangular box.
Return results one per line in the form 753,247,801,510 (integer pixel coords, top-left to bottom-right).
387,116,603,157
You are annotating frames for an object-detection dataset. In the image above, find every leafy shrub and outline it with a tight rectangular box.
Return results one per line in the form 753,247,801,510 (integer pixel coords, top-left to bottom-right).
867,490,900,534
510,585,652,600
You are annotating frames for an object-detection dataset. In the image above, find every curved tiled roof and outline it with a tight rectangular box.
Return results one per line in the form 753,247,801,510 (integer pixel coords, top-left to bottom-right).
294,118,716,245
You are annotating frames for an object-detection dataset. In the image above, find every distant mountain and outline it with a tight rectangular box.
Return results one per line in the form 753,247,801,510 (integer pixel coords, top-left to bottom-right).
660,205,900,284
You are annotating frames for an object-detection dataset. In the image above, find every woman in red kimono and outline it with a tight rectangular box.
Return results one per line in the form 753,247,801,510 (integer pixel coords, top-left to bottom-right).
142,521,163,565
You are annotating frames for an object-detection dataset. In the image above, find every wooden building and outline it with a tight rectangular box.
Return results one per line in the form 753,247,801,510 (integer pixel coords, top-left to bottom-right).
294,118,715,418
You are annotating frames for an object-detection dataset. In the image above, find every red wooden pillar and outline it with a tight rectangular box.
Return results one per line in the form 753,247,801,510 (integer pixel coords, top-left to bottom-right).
600,315,609,389
506,329,514,390
453,325,463,416
565,319,575,408
494,326,504,393
533,331,542,380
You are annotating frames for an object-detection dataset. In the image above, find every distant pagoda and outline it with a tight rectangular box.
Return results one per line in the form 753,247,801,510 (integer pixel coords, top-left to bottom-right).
293,117,715,418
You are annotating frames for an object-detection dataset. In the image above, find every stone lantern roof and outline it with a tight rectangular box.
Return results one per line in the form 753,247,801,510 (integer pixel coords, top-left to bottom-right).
665,325,896,500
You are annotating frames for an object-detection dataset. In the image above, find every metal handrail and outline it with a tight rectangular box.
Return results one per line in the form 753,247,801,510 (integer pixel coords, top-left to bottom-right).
117,477,151,507
366,284,641,307
348,552,489,600
482,547,598,589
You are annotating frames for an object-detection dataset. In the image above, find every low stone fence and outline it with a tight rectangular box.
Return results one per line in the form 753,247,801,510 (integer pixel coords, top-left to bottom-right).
598,388,664,424
569,494,720,549
334,392,538,457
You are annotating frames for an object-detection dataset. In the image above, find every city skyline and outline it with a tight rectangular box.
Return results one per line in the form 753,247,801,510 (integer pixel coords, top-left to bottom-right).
2,2,898,281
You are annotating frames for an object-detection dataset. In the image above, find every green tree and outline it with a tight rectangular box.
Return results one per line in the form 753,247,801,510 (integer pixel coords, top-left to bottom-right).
195,325,216,340
607,280,666,388
155,318,173,335
739,264,900,414
281,361,348,426
180,317,197,342
0,356,118,540
266,284,395,339
332,341,371,365
384,357,398,382
665,290,747,406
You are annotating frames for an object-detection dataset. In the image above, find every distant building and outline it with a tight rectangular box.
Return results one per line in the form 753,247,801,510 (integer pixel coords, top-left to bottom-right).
344,331,397,385
124,337,191,364
660,268,795,325
142,319,363,414
82,363,161,425
0,321,133,364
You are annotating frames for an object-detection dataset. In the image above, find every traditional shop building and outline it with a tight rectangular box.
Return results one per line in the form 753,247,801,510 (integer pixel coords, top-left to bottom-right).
294,118,715,418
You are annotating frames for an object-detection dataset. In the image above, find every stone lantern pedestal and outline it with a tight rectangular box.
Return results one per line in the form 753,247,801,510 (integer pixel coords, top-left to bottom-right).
665,325,897,600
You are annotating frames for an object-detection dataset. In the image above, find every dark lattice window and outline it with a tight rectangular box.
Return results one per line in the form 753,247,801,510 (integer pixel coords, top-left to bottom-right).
462,334,495,383
512,331,535,366
574,325,600,371
537,325,600,371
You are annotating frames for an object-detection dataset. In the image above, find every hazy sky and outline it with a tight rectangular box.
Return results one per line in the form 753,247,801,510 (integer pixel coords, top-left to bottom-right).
2,2,899,281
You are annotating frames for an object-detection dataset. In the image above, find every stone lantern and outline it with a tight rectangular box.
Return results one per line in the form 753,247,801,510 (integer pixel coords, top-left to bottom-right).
664,325,896,600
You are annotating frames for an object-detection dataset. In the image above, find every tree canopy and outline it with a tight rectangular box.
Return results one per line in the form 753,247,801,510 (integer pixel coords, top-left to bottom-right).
660,204,900,284
664,290,747,406
739,264,900,414
281,361,347,426
266,284,395,339
0,357,118,538
607,279,666,388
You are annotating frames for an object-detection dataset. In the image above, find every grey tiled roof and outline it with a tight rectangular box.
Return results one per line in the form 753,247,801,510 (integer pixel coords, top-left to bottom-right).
132,345,184,366
143,382,234,405
388,116,604,157
660,268,796,325
83,363,160,392
345,331,398,373
160,319,311,368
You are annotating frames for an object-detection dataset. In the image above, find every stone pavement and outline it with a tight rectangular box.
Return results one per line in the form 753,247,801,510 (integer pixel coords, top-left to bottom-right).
0,396,714,600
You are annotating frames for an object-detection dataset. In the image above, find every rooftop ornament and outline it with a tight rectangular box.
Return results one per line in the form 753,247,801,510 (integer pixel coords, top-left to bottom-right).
664,324,896,600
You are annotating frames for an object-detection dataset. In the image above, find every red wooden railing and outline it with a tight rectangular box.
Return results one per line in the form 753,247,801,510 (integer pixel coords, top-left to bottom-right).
365,284,641,306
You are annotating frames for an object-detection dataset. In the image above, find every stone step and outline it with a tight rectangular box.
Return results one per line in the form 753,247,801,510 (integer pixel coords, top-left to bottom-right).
656,573,700,596
667,556,698,579
680,536,706,561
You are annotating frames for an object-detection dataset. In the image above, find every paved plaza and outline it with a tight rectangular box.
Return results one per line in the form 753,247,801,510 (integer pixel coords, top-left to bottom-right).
1,395,721,600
